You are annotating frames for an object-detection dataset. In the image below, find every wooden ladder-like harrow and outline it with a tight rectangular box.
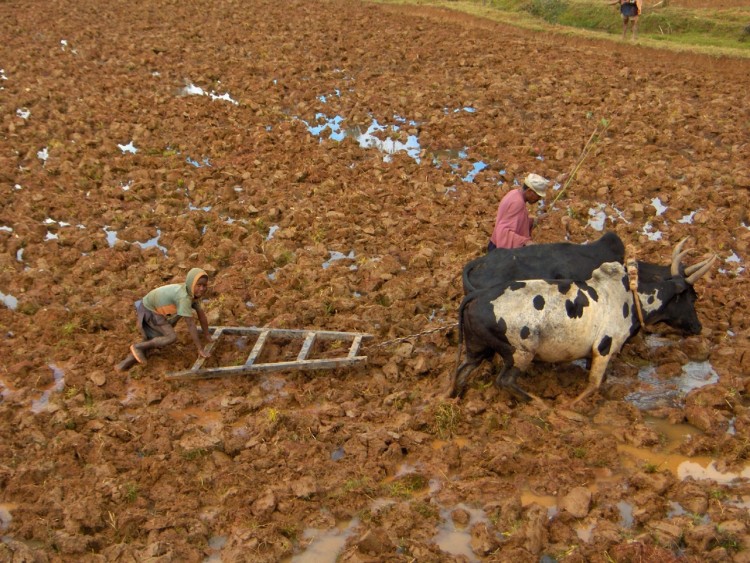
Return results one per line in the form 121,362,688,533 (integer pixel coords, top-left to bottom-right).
166,326,373,380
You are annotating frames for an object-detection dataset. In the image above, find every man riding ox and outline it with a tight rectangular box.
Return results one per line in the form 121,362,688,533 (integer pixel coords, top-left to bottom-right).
449,238,716,405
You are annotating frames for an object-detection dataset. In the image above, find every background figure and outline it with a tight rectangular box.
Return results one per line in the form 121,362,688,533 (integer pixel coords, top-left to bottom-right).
612,0,642,40
488,173,549,252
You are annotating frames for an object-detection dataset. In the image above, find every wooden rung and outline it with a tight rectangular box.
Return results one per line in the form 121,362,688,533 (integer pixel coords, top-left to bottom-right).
189,328,224,370
245,329,270,366
347,334,364,359
297,331,316,361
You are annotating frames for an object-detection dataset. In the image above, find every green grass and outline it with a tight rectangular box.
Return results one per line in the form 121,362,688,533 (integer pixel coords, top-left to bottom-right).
372,0,750,57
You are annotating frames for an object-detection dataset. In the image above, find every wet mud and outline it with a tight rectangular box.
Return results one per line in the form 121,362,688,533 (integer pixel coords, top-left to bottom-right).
1,0,749,561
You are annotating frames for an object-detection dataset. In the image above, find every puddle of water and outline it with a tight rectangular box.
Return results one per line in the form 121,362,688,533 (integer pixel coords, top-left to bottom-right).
625,361,718,410
640,221,662,242
103,226,119,247
289,518,359,563
678,461,750,483
433,504,490,563
203,535,226,563
118,141,137,154
37,147,48,163
180,83,238,105
617,500,633,527
521,489,558,519
0,225,12,232
322,250,356,270
0,504,15,532
1,291,18,311
587,204,607,231
266,225,279,241
31,364,65,413
462,161,488,183
651,197,667,216
135,229,168,256
330,447,345,461
370,498,395,513
186,156,212,168
678,210,699,224
576,521,595,542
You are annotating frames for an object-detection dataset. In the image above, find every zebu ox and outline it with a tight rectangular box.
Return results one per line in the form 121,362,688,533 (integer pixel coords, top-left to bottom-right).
462,232,707,335
449,248,716,405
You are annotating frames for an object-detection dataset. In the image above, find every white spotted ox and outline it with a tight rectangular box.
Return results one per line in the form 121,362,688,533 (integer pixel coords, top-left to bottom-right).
449,251,716,405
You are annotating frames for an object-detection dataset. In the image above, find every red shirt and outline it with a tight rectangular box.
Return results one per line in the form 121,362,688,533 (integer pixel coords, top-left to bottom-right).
490,188,533,249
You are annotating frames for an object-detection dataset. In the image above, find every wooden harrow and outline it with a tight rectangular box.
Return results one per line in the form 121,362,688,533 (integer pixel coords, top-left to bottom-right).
166,326,373,381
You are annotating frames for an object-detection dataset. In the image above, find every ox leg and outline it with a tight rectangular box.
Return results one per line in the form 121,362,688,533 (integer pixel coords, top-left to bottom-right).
497,368,547,407
449,357,485,399
569,354,610,407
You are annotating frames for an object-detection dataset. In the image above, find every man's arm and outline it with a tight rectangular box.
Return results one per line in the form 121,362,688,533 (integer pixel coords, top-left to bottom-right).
184,316,210,358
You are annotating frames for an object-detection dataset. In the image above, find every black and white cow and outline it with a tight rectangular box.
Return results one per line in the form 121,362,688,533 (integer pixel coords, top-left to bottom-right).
462,232,706,335
449,251,716,405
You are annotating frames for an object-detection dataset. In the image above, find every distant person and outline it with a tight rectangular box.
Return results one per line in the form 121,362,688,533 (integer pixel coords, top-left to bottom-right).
611,0,642,40
115,267,212,372
488,173,549,252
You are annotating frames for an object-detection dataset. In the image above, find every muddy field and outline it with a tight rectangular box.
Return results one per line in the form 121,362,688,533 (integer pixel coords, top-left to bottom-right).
1,0,750,561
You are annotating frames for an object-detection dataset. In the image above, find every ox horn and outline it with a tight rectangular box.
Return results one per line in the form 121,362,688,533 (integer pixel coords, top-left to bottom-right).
685,255,717,285
670,236,691,277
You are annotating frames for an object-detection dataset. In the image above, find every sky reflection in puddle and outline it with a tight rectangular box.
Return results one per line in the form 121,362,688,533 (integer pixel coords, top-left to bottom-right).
31,364,65,413
322,250,356,270
290,518,359,563
433,503,491,563
625,361,718,410
1,291,18,311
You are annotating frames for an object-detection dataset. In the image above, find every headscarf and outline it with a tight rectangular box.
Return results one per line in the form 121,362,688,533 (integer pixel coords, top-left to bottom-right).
186,267,208,298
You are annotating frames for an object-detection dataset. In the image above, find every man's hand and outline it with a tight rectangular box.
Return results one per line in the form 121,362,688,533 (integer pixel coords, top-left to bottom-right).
198,347,211,359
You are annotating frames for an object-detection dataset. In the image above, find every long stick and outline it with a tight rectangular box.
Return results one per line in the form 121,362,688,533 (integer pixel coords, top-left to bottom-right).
549,119,610,211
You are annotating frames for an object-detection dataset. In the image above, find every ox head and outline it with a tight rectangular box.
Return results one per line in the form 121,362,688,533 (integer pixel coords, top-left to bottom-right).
646,237,716,335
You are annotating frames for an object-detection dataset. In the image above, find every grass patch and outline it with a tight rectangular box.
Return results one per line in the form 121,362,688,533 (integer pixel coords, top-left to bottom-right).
372,0,750,57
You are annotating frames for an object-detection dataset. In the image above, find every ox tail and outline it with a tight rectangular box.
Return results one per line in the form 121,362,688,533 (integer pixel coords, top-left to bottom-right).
462,259,480,294
454,292,474,371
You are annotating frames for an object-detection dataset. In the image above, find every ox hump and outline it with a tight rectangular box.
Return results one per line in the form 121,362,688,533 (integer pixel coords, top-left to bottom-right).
592,261,626,282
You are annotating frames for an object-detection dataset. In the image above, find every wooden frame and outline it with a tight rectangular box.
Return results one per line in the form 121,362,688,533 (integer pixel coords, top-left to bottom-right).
166,326,373,380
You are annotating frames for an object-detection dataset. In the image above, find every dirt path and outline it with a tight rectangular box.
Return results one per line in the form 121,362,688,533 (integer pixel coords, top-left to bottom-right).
1,0,749,560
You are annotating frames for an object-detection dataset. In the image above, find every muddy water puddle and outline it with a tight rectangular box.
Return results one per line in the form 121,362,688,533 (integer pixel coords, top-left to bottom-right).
625,360,718,410
30,364,65,413
283,517,359,563
433,503,495,562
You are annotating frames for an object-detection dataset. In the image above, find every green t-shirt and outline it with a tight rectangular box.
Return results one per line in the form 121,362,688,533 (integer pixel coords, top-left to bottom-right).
142,284,196,318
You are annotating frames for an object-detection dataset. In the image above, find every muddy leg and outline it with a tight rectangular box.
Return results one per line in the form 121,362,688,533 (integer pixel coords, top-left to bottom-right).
115,353,138,373
449,358,484,399
568,354,610,407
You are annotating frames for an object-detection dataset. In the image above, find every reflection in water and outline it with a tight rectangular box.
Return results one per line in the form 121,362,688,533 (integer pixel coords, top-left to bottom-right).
434,504,490,563
31,364,65,413
290,518,359,563
0,291,18,310
521,489,558,519
626,361,718,409
322,250,356,270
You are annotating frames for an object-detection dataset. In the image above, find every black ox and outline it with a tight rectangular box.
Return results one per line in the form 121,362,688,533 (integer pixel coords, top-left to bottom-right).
451,236,716,403
462,231,707,334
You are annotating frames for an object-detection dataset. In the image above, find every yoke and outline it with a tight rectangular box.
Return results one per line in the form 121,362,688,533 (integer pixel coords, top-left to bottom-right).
166,326,373,380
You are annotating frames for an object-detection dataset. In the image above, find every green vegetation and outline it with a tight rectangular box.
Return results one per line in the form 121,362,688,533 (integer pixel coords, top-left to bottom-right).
372,0,750,57
432,402,462,438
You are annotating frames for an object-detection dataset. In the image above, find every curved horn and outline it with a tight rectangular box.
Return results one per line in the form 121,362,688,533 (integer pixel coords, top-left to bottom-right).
684,255,715,277
685,255,717,285
671,236,690,276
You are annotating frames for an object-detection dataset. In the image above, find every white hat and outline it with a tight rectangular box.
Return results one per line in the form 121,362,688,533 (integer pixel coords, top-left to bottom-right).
524,173,549,197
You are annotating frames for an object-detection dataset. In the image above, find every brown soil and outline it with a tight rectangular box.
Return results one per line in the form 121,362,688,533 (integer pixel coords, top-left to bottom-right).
1,0,750,561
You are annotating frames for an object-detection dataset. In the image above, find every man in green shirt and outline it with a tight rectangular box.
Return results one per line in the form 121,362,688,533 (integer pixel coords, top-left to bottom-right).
115,267,212,372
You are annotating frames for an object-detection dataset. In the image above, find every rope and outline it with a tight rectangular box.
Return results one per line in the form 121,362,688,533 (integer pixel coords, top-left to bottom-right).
626,249,652,334
368,322,458,349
